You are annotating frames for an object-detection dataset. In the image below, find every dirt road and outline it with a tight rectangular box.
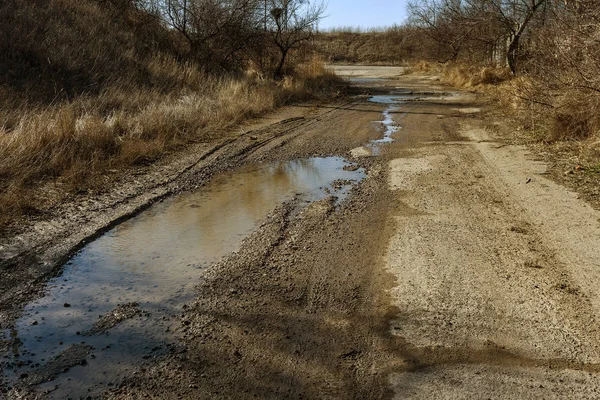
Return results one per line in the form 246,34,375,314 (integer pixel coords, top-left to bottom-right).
3,66,600,398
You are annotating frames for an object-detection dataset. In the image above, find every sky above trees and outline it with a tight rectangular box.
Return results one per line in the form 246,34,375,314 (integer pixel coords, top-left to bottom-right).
320,0,409,29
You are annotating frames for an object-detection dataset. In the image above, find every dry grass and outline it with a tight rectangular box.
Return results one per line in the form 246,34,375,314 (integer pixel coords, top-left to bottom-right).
437,62,600,178
441,64,512,88
489,73,600,144
413,61,434,73
0,56,342,221
0,0,345,225
549,96,600,142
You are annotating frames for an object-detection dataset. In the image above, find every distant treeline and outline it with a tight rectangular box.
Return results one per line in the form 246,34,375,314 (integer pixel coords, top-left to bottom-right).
313,27,432,65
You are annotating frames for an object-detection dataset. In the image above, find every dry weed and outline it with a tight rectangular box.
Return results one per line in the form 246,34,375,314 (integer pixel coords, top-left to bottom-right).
0,57,340,223
441,64,511,88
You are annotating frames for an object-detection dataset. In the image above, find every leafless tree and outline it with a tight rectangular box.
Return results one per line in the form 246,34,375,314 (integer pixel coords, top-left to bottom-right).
491,0,548,72
407,0,477,63
408,0,548,73
146,0,264,70
265,0,325,77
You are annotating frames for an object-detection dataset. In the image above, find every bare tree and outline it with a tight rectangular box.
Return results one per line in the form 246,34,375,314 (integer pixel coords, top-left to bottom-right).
489,0,548,73
408,0,548,73
148,0,263,70
265,0,325,77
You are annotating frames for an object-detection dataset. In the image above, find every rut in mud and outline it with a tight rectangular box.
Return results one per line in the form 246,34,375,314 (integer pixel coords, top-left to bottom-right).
2,157,367,397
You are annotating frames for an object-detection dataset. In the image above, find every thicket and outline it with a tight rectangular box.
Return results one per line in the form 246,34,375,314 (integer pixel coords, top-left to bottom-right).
313,27,430,64
0,0,336,221
405,0,600,145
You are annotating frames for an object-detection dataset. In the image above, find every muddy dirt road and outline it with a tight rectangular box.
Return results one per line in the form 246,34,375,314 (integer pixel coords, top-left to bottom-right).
3,66,600,399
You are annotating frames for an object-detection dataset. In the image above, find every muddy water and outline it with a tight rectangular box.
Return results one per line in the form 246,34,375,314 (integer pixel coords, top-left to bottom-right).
365,92,454,154
365,94,408,155
1,157,365,398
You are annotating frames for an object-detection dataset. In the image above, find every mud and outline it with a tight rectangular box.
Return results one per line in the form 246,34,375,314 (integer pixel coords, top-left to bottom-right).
83,303,143,336
106,165,400,400
3,66,600,399
2,156,365,398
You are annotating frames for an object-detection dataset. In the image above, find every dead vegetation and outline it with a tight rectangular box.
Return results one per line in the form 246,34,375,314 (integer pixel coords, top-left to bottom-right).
313,28,423,64
405,1,600,144
440,65,512,88
0,0,339,224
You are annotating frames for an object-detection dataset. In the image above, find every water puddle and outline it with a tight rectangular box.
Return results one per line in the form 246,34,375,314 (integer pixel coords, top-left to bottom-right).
373,105,399,145
357,94,413,155
369,92,457,104
1,157,365,398
358,91,453,156
369,94,410,104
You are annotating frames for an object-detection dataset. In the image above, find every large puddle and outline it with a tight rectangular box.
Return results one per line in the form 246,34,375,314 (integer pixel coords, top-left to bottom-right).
1,157,365,398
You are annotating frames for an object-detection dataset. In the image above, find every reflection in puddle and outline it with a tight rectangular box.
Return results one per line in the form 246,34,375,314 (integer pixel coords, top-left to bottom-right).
1,157,365,398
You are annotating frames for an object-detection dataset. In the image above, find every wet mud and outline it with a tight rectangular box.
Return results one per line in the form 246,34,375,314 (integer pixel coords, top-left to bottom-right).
2,157,365,398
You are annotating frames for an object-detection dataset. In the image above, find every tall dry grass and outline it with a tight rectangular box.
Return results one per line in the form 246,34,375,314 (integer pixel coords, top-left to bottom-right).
0,56,342,220
435,61,600,172
0,0,345,225
440,64,512,88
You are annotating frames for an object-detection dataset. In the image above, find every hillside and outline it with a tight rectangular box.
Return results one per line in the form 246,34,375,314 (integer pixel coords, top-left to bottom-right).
313,30,421,64
0,0,181,107
0,0,339,224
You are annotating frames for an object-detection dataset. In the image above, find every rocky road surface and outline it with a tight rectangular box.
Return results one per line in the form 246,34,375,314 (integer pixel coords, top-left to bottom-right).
3,66,600,399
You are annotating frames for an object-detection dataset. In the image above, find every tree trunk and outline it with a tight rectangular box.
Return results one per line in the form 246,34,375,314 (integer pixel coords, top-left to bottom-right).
506,32,520,74
492,39,505,68
274,48,289,79
505,1,547,74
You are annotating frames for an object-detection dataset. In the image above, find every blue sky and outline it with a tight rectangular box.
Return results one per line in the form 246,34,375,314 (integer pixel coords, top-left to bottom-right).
319,0,409,30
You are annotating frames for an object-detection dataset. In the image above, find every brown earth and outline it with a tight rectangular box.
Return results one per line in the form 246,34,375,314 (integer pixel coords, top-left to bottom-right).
4,67,600,398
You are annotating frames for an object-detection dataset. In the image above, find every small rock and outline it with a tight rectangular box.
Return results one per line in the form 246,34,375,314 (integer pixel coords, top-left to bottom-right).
31,320,38,326
64,303,71,308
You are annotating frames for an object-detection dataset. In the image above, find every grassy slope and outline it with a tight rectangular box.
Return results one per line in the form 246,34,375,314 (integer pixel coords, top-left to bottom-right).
0,0,342,224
